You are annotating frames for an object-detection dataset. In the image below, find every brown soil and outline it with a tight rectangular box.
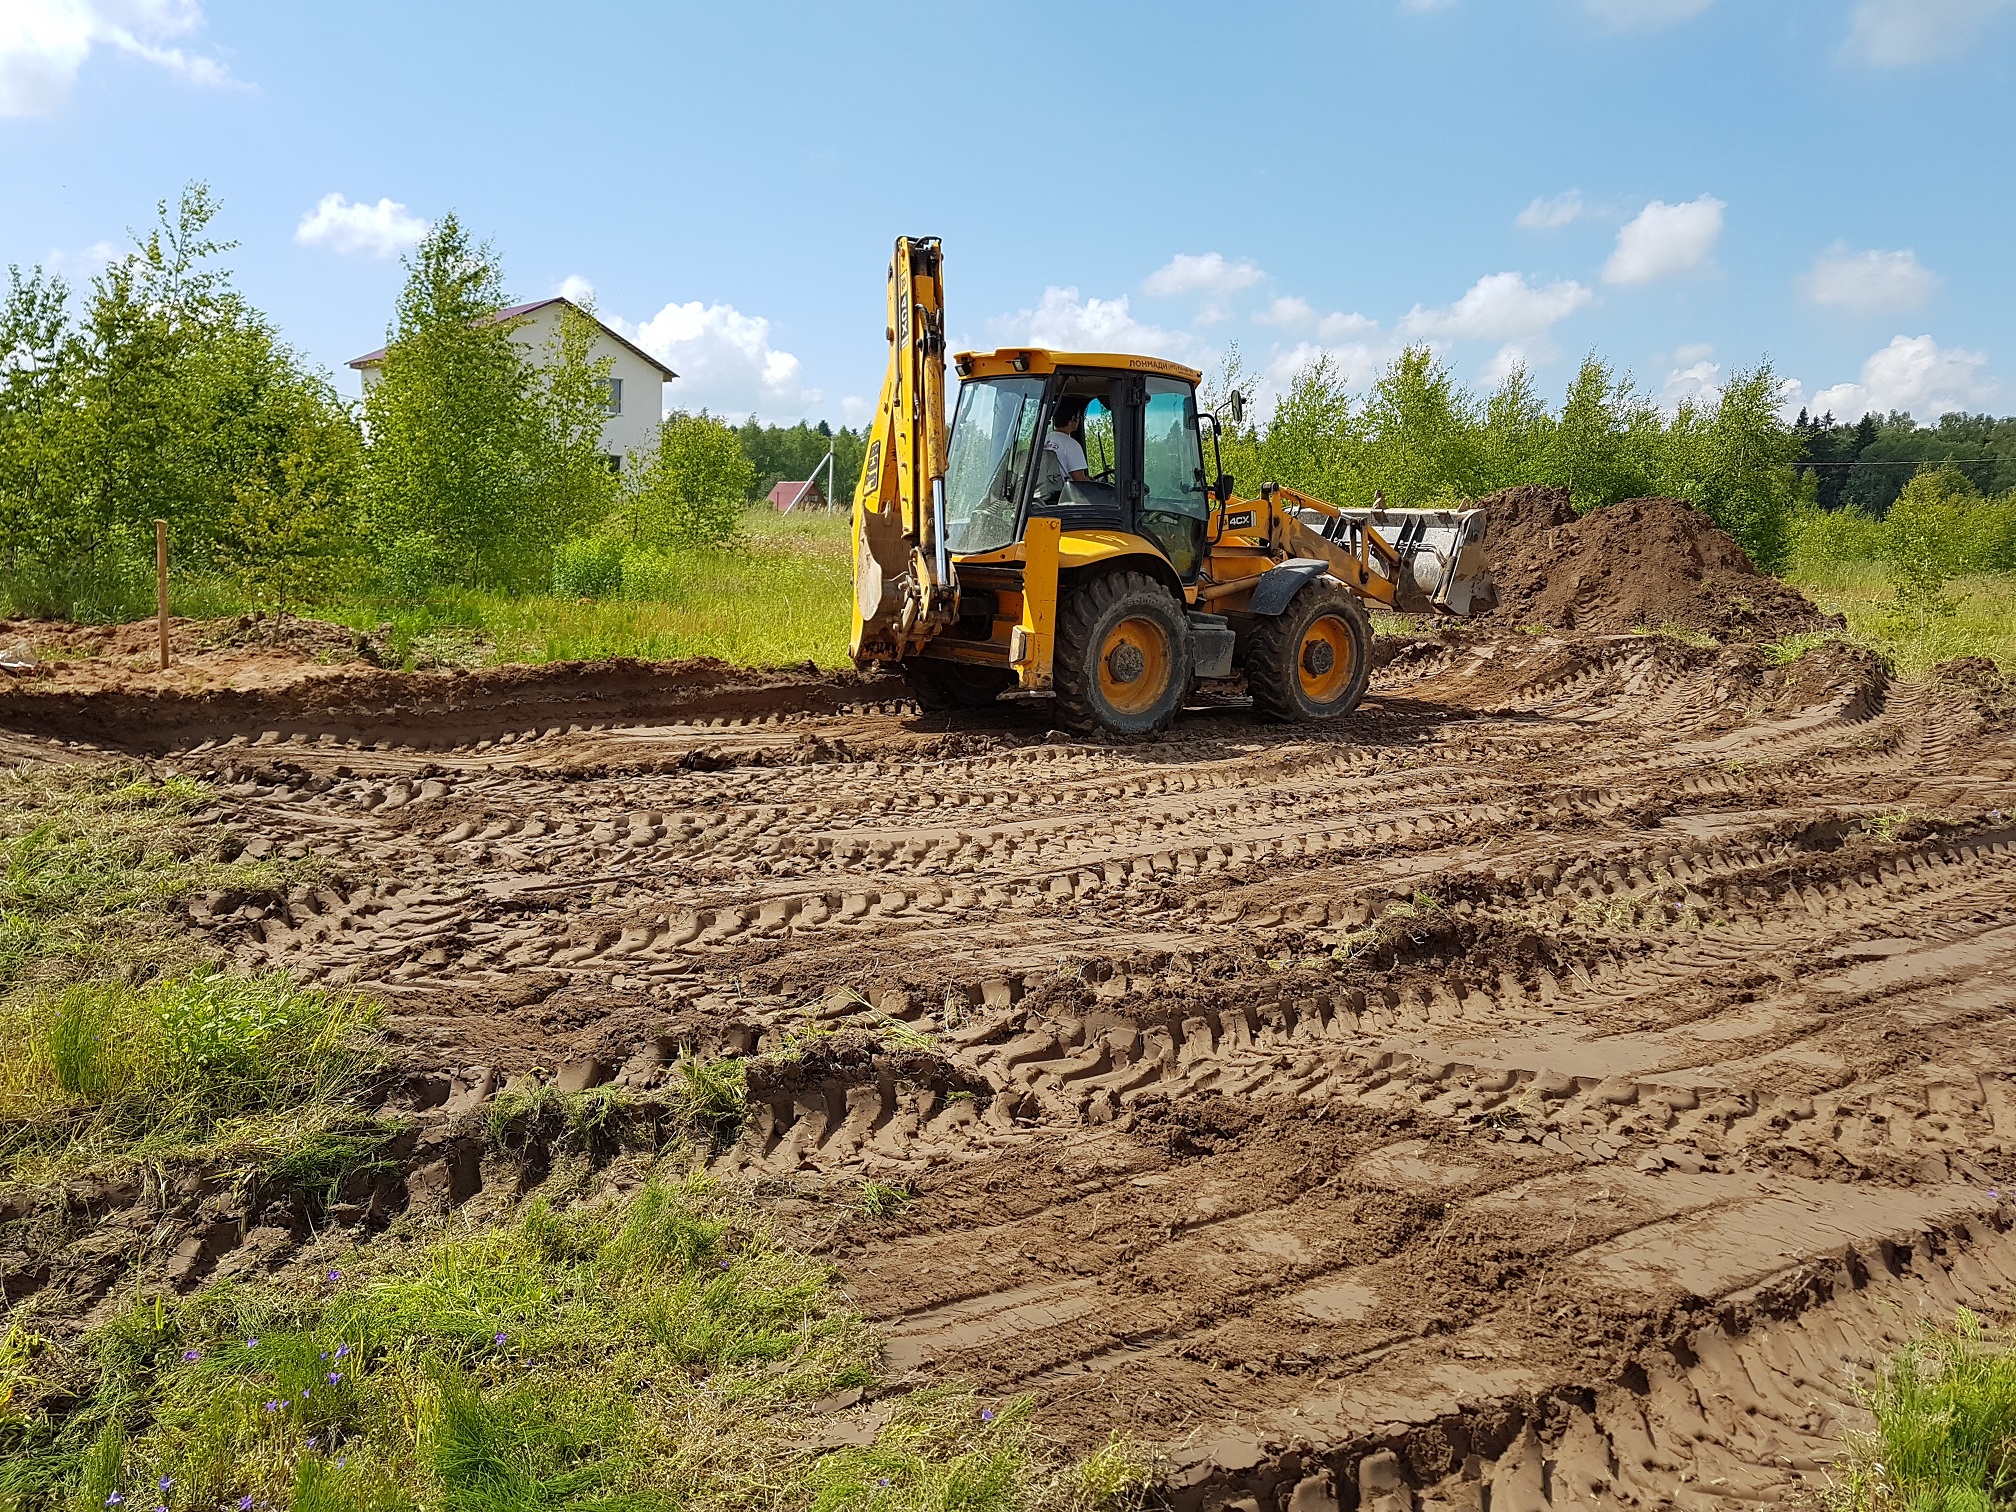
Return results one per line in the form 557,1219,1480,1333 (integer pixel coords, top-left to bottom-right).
6,631,2016,1511
1473,488,1839,639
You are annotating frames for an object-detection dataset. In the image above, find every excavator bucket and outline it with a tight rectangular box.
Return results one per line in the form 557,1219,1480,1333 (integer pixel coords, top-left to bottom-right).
1280,504,1496,617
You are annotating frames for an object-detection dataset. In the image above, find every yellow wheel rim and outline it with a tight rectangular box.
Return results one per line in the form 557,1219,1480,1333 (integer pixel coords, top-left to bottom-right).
1297,614,1357,704
1097,615,1173,716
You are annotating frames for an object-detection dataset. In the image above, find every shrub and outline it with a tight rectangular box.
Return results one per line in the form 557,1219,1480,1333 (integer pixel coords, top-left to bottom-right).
549,535,626,599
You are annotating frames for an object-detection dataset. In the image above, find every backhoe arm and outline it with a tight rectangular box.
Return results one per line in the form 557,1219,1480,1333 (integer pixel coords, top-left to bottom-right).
851,236,959,665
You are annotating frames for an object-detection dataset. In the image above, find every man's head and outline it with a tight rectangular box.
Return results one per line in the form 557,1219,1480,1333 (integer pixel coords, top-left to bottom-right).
1052,397,1087,435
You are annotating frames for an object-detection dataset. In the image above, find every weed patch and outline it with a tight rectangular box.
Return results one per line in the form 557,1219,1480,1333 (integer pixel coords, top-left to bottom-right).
0,1172,1135,1512
1829,1307,2016,1512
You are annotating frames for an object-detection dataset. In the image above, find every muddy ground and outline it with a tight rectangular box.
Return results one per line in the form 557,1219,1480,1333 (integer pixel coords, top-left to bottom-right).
6,628,2016,1511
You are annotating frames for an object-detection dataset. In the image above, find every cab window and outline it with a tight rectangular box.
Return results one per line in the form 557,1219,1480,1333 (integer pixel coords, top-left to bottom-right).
1140,377,1210,578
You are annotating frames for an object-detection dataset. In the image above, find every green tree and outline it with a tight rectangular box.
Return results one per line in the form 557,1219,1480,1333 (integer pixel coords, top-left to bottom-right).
615,412,756,546
1883,466,1980,624
360,214,534,587
1,184,362,617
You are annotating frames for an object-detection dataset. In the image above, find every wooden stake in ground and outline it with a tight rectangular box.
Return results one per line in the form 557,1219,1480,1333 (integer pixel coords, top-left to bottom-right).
156,518,169,671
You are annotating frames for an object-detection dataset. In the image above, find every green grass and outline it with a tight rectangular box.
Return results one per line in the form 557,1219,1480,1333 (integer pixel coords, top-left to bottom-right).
0,765,381,1183
1830,1307,2016,1512
0,1171,1149,1512
1783,559,2016,675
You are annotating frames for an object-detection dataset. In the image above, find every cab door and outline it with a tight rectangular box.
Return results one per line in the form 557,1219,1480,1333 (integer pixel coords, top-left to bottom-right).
1137,376,1212,580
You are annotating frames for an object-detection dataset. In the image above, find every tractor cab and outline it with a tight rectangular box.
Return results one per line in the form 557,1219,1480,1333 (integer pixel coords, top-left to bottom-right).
943,350,1216,581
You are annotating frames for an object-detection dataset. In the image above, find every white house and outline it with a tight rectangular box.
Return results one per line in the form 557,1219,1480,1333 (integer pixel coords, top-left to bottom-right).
347,296,676,467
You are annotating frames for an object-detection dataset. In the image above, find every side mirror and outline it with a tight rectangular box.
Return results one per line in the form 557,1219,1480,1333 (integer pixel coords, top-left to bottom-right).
1227,390,1246,428
1214,474,1235,504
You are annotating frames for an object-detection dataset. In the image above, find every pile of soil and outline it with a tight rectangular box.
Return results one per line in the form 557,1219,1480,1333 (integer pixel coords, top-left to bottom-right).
1471,487,1837,639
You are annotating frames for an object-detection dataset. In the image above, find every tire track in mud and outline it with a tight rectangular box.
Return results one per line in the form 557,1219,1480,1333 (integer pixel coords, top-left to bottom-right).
13,631,2016,1506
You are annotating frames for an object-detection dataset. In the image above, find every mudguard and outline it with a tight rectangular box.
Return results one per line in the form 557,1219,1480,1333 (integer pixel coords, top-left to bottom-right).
1248,558,1330,618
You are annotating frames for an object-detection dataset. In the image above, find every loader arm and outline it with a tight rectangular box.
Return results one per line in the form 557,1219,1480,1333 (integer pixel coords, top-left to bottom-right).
851,237,959,664
1230,483,1494,618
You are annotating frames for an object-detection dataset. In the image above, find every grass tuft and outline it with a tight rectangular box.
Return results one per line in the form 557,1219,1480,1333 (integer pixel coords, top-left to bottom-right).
1829,1307,2016,1512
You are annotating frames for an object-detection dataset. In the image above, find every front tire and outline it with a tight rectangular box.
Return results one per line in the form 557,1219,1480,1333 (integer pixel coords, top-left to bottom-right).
1055,570,1191,738
901,659,1014,711
1246,580,1372,722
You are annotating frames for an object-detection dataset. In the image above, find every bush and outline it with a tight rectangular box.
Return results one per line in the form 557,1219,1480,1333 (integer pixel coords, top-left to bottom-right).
549,535,626,598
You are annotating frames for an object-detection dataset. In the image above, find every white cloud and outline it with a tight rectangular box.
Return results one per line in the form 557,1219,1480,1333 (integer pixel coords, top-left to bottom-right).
1141,252,1264,299
0,0,235,117
556,274,596,307
1255,296,1315,328
1841,0,2015,65
1251,296,1377,341
1804,334,2000,422
1398,271,1594,342
1800,246,1939,314
1583,0,1714,29
1659,344,1723,409
991,286,1201,364
1318,311,1379,340
294,194,428,260
839,395,872,427
616,300,817,420
1516,191,1586,229
1602,195,1725,284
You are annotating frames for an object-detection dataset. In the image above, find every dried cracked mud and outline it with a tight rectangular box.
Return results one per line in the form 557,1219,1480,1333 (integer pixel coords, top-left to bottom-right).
7,631,2016,1511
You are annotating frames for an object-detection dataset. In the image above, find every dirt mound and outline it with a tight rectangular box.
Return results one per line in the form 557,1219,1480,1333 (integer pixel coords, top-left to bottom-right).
1473,489,1835,639
0,653,889,750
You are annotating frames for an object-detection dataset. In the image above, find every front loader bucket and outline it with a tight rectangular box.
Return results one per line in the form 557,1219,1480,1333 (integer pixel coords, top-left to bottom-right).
1284,505,1495,616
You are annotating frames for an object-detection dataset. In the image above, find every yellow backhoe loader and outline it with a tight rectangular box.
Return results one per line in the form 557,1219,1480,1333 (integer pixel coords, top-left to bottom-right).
851,237,1495,737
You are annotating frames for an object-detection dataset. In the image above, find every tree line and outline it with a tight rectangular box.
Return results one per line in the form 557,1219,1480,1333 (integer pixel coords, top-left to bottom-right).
5,182,2013,622
0,184,867,620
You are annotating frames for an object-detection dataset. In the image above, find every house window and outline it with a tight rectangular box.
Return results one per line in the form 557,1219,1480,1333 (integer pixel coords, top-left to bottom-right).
604,378,623,416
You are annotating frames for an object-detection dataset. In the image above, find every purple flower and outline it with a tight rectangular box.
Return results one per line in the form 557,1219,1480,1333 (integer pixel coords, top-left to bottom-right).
719,1259,731,1270
878,1478,890,1487
153,1504,165,1512
182,1348,201,1362
245,1337,259,1350
334,1343,350,1359
336,1459,346,1469
264,1399,282,1413
305,1436,317,1451
239,1499,254,1511
327,1371,341,1384
326,1269,341,1283
104,1496,122,1508
158,1480,172,1493
980,1408,994,1422
300,1386,311,1398
318,1351,328,1361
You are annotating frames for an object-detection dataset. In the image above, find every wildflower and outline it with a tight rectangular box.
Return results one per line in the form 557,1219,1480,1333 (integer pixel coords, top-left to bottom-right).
245,1337,259,1350
319,1351,328,1361
718,1259,731,1270
335,1343,350,1359
300,1386,311,1398
159,1480,173,1493
105,1496,122,1507
326,1269,341,1283
980,1408,995,1422
182,1349,201,1362
494,1330,507,1347
306,1436,318,1451
336,1459,346,1469
878,1478,890,1487
328,1371,341,1385
239,1499,254,1511
264,1399,282,1413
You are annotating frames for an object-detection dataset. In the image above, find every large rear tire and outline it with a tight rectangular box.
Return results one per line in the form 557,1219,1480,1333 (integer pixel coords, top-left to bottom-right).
1246,580,1373,723
901,659,1014,711
1055,570,1191,738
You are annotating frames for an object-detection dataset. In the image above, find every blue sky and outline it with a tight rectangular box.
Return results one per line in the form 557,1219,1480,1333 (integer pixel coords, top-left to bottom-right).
4,0,2012,427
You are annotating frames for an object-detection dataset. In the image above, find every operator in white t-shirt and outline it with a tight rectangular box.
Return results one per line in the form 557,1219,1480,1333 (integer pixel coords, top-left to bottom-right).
1045,398,1093,484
